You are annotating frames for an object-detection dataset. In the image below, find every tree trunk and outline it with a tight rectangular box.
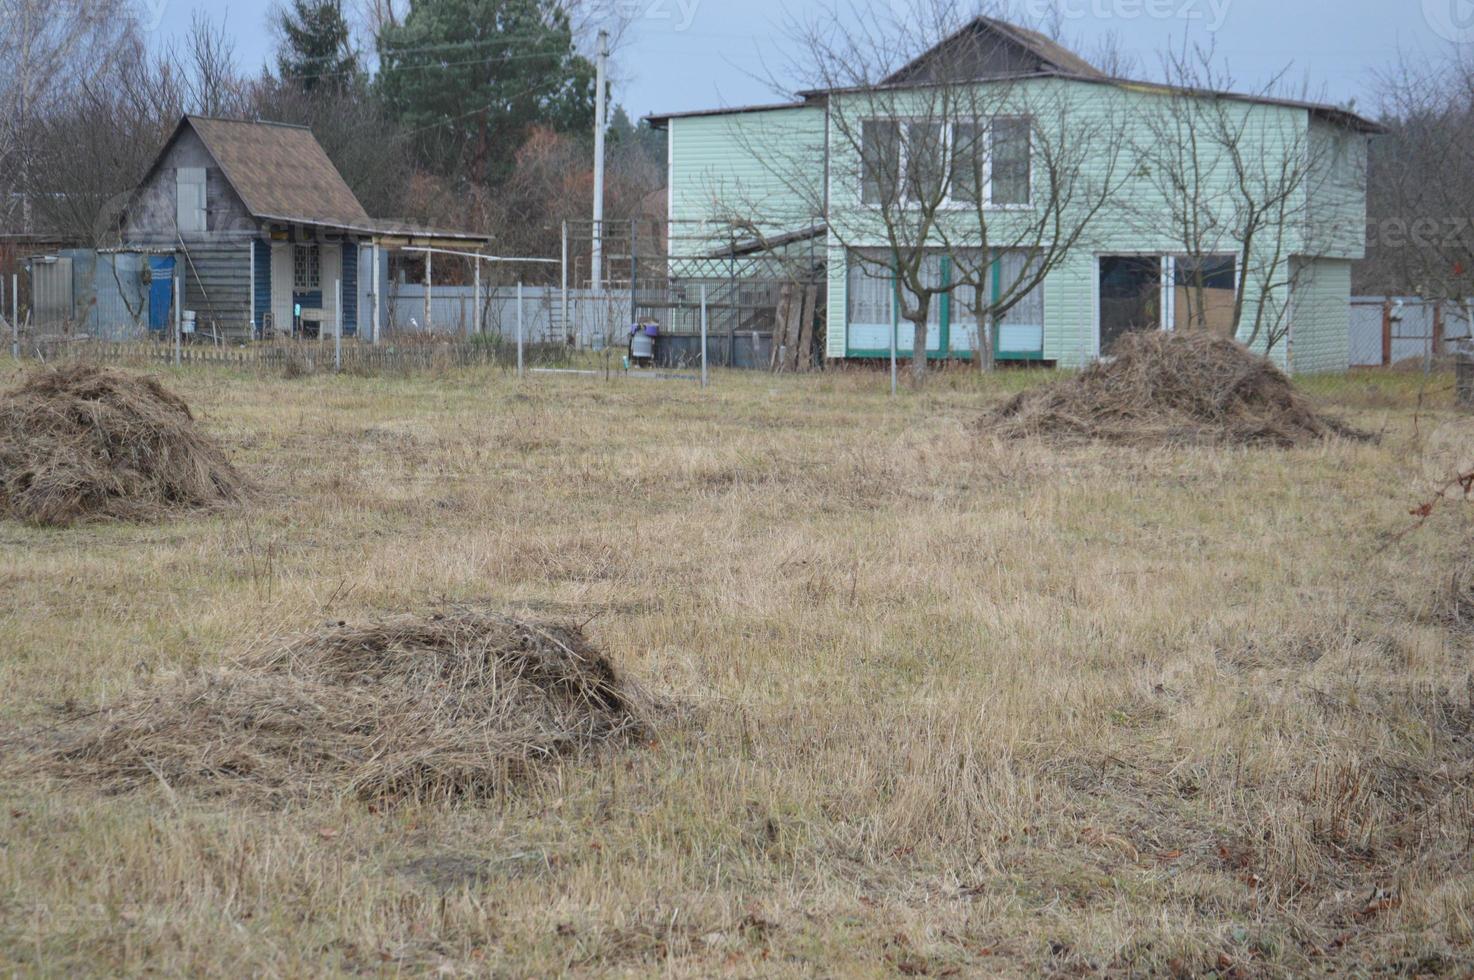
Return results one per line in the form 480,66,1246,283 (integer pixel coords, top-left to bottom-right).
909,314,928,383
981,313,997,372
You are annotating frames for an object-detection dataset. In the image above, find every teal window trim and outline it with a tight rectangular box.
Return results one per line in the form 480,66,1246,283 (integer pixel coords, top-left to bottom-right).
939,255,951,355
845,246,1046,360
842,348,1045,361
991,254,1002,354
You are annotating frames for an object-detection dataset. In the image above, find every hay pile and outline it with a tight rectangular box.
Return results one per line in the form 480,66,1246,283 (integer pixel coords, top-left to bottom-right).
40,612,648,803
0,364,243,525
987,331,1362,447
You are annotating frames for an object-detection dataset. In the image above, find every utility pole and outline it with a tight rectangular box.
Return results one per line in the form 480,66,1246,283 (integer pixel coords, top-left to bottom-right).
591,29,609,296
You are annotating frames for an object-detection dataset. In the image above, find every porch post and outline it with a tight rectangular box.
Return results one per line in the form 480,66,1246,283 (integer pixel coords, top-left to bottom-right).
372,242,382,344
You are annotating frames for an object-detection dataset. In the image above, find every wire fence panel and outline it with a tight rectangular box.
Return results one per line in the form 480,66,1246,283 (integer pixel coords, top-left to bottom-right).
382,285,631,350
1349,301,1388,368
1350,297,1474,369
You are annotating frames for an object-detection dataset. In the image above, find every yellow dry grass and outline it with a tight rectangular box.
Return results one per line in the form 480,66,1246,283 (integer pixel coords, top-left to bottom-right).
0,361,1470,977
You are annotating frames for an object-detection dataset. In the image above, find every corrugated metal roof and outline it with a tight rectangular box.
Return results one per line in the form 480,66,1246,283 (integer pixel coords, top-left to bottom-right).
185,116,372,228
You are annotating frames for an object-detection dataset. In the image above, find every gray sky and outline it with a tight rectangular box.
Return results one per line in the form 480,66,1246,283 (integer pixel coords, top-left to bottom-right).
152,0,1468,121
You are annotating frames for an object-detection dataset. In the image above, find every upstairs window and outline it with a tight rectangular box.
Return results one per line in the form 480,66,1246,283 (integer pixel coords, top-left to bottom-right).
902,122,948,206
861,120,901,206
176,167,207,233
949,122,986,205
990,118,1032,206
861,116,1033,208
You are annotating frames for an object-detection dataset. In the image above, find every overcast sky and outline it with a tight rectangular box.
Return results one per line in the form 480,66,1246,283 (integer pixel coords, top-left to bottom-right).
151,0,1470,121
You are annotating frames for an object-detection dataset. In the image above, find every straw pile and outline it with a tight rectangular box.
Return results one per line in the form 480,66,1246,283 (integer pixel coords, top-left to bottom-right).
987,331,1364,447
40,612,649,803
0,364,242,525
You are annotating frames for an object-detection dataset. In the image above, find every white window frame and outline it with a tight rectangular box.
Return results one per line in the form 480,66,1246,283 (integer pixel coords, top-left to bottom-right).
860,116,1034,211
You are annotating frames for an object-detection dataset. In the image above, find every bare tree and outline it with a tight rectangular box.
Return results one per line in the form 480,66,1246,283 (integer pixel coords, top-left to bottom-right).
744,0,1127,380
185,12,249,118
1131,44,1354,354
1365,53,1474,306
29,63,184,245
0,0,139,231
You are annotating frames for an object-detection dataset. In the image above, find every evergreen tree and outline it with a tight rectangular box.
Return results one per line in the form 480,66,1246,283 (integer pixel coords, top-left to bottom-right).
276,0,358,93
377,0,595,184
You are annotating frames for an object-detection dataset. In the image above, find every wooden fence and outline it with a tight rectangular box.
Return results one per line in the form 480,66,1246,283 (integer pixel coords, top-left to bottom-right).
9,337,574,377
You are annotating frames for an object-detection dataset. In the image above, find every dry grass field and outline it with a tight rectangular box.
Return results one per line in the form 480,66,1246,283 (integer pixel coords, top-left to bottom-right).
0,360,1470,977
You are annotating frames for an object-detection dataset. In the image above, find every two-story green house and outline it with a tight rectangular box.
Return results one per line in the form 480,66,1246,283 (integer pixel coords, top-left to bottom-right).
649,17,1379,373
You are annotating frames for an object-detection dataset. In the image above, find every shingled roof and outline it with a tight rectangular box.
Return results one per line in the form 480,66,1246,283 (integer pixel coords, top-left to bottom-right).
180,116,372,228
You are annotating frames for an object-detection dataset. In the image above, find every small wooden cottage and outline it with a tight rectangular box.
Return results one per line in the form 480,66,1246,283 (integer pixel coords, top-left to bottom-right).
101,115,486,340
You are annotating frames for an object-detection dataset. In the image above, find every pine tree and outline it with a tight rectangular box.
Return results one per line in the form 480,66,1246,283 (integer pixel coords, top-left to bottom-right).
276,0,358,93
377,0,595,184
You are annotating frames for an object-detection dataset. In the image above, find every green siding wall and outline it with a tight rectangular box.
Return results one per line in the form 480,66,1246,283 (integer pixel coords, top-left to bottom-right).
1307,119,1369,261
666,76,1369,374
668,107,826,259
1289,258,1353,374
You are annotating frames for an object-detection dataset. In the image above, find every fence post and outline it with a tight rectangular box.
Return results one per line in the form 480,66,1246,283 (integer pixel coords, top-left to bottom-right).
561,220,571,348
700,284,709,389
517,281,525,379
1382,300,1393,369
335,279,343,373
473,259,482,336
174,268,182,367
12,273,19,357
425,250,433,333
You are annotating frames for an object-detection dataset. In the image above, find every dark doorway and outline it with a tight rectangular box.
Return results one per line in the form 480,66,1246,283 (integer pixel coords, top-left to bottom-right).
1099,256,1162,355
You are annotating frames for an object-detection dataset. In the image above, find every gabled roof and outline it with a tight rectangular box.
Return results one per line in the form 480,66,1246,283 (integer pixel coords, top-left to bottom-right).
129,117,492,244
181,116,372,228
650,16,1382,136
882,16,1104,85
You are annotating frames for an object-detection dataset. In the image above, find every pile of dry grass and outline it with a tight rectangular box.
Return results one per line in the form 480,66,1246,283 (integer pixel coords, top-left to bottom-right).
0,364,243,525
987,331,1363,447
40,612,648,803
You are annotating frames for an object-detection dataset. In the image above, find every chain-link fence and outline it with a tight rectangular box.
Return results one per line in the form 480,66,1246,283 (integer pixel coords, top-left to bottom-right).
1350,297,1474,369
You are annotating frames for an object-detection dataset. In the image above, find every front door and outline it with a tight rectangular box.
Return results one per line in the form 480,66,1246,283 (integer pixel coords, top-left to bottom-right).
1099,256,1162,356
147,256,176,334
